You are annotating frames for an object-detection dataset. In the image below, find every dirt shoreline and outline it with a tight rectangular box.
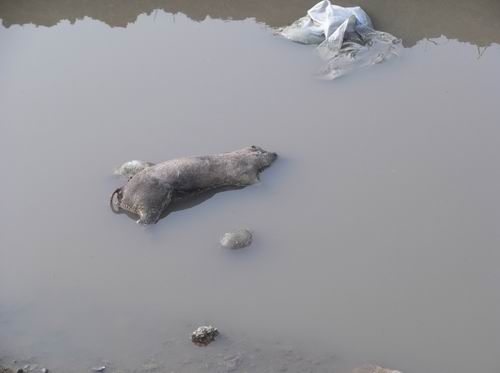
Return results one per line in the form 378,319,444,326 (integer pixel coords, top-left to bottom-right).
1,0,499,46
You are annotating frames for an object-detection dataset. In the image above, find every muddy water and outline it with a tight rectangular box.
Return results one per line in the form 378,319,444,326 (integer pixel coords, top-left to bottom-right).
0,8,499,373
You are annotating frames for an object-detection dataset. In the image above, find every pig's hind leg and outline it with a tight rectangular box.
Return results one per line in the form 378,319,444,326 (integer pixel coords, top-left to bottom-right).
135,179,173,225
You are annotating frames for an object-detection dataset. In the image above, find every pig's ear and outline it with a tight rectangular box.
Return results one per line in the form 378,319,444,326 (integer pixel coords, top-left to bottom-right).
110,187,123,213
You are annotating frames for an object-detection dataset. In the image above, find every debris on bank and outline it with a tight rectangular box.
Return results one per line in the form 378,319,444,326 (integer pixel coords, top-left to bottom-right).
353,364,403,373
220,229,253,249
191,325,219,346
279,0,401,79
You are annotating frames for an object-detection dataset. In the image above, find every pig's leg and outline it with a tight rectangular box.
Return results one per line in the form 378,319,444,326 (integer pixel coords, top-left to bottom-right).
134,180,173,225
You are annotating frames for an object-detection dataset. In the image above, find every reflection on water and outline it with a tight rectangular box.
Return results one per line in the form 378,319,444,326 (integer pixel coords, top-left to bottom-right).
1,0,500,46
1,9,499,373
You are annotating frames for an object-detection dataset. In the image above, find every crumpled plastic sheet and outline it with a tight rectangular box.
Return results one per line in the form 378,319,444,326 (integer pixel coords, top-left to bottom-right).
279,0,402,79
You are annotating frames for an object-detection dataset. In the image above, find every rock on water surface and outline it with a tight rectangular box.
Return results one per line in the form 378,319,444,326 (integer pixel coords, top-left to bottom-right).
191,325,219,346
220,229,253,249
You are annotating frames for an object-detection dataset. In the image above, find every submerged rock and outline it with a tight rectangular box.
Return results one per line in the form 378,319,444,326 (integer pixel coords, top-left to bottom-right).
191,325,219,346
353,364,402,373
220,229,253,249
114,160,154,179
221,354,242,372
141,360,162,372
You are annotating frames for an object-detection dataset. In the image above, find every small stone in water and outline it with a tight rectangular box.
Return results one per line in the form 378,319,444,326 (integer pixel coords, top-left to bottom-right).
220,229,252,249
191,325,219,346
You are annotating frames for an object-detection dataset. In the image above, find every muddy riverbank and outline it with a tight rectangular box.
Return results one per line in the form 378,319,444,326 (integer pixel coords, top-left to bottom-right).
1,0,499,46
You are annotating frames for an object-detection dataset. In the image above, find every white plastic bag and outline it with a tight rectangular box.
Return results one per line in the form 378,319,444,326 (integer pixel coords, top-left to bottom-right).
279,0,401,79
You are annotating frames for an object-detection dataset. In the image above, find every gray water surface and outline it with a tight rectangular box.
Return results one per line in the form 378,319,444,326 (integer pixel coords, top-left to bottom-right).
0,9,499,373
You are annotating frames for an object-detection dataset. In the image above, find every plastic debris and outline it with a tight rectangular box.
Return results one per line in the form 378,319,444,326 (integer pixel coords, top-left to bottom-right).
91,367,106,372
191,325,219,346
279,0,401,79
353,364,403,373
220,229,253,249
